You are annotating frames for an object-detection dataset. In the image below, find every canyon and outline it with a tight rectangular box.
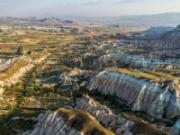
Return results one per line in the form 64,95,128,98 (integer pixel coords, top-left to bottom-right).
0,18,180,135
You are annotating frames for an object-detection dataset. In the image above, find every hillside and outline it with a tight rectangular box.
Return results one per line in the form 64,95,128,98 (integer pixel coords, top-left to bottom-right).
0,17,81,26
160,25,180,43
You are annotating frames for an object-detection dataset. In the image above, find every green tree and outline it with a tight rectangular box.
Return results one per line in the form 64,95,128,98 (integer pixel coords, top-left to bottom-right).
16,45,23,55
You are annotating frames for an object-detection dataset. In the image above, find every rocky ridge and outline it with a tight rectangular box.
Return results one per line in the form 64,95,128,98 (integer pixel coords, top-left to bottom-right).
75,95,134,135
28,108,114,135
98,53,179,69
89,71,180,121
0,55,49,89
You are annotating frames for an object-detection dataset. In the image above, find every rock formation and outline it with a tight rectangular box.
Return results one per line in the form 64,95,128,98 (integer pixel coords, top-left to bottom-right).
88,71,180,120
171,120,180,135
98,53,176,69
59,68,92,86
28,108,114,135
0,58,16,72
75,95,134,135
0,55,48,88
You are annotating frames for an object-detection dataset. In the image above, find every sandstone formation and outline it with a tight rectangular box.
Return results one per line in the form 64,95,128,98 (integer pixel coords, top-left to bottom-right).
98,53,177,69
0,58,16,72
0,55,48,88
28,108,114,135
75,95,134,135
88,71,180,120
59,68,92,86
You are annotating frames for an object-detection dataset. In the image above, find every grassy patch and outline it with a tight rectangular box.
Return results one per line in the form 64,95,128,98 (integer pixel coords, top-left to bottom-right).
30,52,43,60
106,67,177,80
123,113,169,135
58,108,115,135
0,59,29,80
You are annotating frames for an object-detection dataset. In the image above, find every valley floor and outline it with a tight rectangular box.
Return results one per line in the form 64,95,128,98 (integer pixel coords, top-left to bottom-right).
0,25,179,135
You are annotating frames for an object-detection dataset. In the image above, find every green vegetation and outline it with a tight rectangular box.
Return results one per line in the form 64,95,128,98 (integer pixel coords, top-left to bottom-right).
106,67,177,80
0,24,178,135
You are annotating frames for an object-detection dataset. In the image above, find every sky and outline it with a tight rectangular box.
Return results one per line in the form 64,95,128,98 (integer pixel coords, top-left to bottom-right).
0,0,180,17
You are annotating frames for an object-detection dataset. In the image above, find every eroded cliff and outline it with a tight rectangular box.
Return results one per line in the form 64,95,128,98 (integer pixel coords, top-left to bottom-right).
89,71,180,120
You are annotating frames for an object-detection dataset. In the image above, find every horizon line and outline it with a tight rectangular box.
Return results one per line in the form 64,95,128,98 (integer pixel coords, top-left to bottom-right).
0,11,180,19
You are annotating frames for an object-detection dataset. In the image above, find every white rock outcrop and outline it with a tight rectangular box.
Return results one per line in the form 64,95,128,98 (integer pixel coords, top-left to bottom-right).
89,71,180,120
28,111,82,135
75,96,134,135
98,53,178,69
